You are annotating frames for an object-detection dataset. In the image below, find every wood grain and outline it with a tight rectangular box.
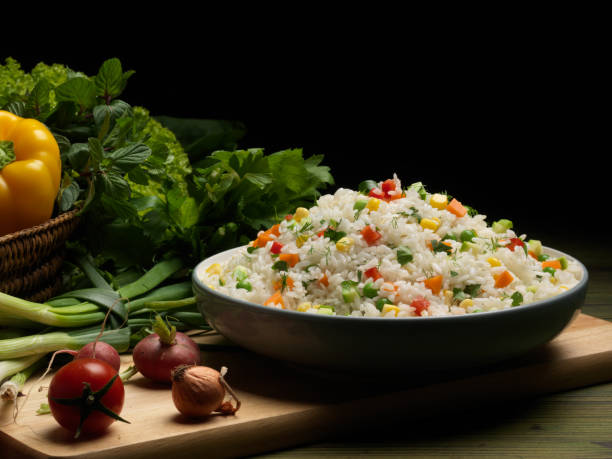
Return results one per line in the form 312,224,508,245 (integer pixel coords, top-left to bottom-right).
1,313,612,459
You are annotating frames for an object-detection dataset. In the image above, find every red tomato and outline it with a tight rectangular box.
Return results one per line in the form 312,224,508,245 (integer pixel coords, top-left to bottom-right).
410,297,430,316
270,241,283,254
48,358,125,438
364,267,383,281
361,225,382,245
381,179,396,194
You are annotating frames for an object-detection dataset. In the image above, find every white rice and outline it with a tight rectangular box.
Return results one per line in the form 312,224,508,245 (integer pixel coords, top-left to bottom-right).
199,175,583,318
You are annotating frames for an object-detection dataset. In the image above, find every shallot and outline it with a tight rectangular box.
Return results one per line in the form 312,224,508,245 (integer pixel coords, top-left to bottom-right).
171,365,240,418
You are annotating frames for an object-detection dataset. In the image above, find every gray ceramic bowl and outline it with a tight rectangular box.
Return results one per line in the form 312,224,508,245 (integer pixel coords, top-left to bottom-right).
192,246,588,374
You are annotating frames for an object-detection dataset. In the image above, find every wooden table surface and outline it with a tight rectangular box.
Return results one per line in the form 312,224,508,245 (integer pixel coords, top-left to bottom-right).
254,234,612,458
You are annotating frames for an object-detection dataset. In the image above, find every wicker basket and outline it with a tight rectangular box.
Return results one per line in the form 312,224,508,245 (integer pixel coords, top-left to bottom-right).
0,209,81,302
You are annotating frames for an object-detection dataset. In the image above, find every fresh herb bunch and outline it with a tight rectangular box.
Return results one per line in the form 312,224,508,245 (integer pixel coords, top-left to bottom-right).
0,57,334,274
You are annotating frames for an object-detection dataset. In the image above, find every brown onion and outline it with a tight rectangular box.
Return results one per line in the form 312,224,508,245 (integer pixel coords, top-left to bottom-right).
171,365,240,418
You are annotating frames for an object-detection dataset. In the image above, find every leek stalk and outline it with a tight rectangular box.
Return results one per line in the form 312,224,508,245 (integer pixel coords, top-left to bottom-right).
0,353,47,382
1,354,46,401
0,291,106,328
0,327,131,360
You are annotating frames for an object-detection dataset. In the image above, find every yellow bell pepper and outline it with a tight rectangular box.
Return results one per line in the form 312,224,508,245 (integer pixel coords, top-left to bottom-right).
0,110,61,236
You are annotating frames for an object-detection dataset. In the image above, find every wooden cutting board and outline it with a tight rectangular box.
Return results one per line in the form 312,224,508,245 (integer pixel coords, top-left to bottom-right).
2,313,612,459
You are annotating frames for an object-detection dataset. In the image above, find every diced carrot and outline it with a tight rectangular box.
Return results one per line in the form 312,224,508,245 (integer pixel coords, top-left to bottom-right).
528,250,538,260
542,259,562,270
446,198,467,218
264,290,285,308
361,225,382,245
424,275,443,295
319,274,329,287
279,253,300,267
494,270,514,288
273,276,294,291
253,223,282,248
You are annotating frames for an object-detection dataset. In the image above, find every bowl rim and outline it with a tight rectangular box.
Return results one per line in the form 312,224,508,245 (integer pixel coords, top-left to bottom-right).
192,245,589,324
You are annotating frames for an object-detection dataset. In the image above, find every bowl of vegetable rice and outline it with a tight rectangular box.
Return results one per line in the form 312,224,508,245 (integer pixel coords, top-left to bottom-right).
193,176,588,373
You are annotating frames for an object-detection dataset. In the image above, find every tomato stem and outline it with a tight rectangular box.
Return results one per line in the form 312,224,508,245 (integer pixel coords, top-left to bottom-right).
50,372,130,439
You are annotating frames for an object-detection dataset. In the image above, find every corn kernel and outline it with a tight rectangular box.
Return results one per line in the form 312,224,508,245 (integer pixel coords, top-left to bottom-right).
297,302,312,312
459,298,474,309
296,234,309,248
207,284,216,290
559,285,568,291
293,207,309,222
336,236,354,252
206,263,222,275
487,257,501,267
443,289,453,304
430,193,448,210
550,277,558,284
382,304,400,317
420,218,440,231
367,198,380,211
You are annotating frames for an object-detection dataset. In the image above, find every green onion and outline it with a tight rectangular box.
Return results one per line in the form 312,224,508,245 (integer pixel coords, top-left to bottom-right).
0,291,107,328
47,302,102,315
0,353,47,384
492,219,513,233
117,257,184,299
341,280,359,303
52,288,127,321
232,266,249,281
0,326,130,360
1,354,47,401
73,253,114,290
407,182,427,200
140,297,197,311
126,282,193,313
353,200,367,218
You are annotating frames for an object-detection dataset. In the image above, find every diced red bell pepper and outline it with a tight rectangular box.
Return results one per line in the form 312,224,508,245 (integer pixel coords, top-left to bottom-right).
410,297,430,316
381,179,396,194
364,267,383,281
506,237,525,252
368,188,386,200
361,225,382,245
270,241,283,254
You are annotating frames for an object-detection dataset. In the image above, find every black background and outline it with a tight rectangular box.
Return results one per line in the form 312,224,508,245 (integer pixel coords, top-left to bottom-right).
6,27,604,247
